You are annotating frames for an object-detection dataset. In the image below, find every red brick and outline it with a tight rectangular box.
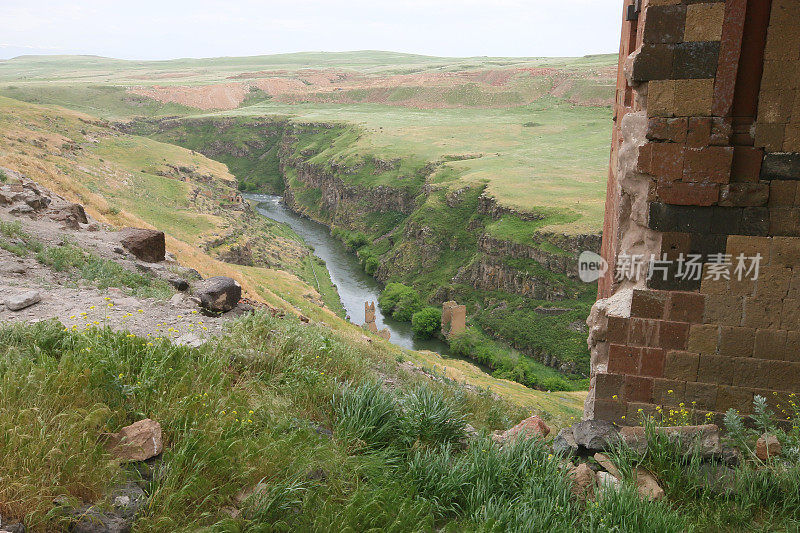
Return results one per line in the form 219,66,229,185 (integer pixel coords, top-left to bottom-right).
629,318,661,347
730,146,764,183
657,182,720,206
653,379,687,406
686,117,712,147
608,344,641,374
683,146,734,184
667,291,705,323
641,348,667,377
606,316,629,344
712,0,746,116
719,183,770,207
769,180,799,208
710,118,733,146
651,143,686,181
647,117,687,143
638,142,654,175
625,375,654,403
631,289,669,319
659,320,690,350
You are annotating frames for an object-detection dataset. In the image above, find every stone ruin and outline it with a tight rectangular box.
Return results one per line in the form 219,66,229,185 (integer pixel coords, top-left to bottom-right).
363,301,390,340
586,0,800,425
441,301,467,337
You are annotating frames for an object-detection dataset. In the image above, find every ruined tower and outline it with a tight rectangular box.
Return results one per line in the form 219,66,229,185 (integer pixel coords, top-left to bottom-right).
586,0,800,424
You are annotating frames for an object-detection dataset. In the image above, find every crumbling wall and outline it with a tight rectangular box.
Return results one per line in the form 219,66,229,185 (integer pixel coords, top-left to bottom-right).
441,301,467,337
587,0,800,424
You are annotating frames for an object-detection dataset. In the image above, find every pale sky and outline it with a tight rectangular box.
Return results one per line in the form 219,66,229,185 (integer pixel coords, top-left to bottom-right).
0,0,622,60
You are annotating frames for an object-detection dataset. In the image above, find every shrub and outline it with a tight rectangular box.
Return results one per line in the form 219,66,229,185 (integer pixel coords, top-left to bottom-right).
363,255,379,276
378,282,423,322
333,380,401,450
411,307,441,339
401,386,465,447
0,169,7,182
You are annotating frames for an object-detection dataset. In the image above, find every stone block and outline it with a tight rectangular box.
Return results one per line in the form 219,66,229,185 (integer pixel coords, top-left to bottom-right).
702,294,743,326
647,117,687,143
756,266,792,300
608,344,641,374
770,237,800,266
644,5,687,44
686,116,712,147
656,182,719,206
593,400,627,424
629,318,661,347
653,378,687,406
689,233,727,256
718,183,769,207
769,180,799,207
709,117,733,146
625,375,654,403
631,289,669,319
673,41,720,79
684,2,725,41
685,381,718,410
672,79,715,116
660,231,692,260
784,124,800,152
718,326,756,358
730,146,763,183
754,123,786,152
648,80,677,117
786,331,800,362
761,153,800,181
710,207,743,234
740,207,770,236
641,348,667,377
594,372,626,400
651,142,686,181
716,385,754,413
632,43,676,82
684,146,733,184
754,329,788,360
660,320,690,350
607,316,630,344
688,324,719,355
781,299,800,331
743,297,779,329
769,208,800,237
666,291,705,323
638,142,654,174
664,350,700,381
697,354,731,384
726,235,772,260
760,60,800,92
758,90,795,123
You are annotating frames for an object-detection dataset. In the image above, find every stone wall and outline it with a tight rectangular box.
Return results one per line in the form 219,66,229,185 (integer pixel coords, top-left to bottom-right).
587,0,800,424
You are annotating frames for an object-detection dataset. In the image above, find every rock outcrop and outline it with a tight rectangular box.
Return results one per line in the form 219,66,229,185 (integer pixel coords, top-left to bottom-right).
194,276,242,314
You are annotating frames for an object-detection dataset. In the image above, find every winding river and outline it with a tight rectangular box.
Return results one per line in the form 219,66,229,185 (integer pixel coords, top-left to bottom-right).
247,194,453,355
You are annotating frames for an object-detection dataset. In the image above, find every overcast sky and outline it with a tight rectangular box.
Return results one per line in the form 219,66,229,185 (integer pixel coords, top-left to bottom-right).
0,0,623,61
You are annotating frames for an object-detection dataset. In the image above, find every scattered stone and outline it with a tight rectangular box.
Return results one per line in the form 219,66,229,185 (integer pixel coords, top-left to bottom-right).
0,523,25,533
194,276,241,314
48,202,87,228
306,468,327,482
756,433,781,460
594,453,664,501
492,415,550,444
9,204,34,216
166,276,189,292
552,427,579,457
619,424,721,457
568,462,597,501
119,228,166,263
596,471,621,493
572,419,619,451
102,419,163,462
0,262,27,275
4,290,41,311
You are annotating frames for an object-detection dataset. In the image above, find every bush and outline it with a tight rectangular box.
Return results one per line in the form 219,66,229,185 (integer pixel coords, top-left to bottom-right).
378,283,423,322
0,169,7,182
363,255,379,276
411,307,441,339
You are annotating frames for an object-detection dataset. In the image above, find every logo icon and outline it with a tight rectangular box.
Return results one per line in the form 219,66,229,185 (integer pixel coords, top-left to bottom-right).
578,251,607,283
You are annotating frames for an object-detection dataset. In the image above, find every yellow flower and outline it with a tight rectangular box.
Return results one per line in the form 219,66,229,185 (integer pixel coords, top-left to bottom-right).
138,309,144,313
89,306,95,310
247,419,252,424
248,410,254,415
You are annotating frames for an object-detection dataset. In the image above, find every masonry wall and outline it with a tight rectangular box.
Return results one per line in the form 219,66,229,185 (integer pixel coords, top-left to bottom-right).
586,0,800,424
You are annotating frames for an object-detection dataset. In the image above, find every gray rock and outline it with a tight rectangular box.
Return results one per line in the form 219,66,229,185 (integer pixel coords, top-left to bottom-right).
165,276,189,292
552,427,579,457
572,420,619,451
9,204,34,216
4,290,41,311
0,523,25,533
194,276,241,314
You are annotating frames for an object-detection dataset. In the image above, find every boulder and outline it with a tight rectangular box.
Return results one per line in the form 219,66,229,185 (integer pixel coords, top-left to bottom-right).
552,427,579,457
756,433,781,460
69,482,146,533
0,523,25,533
119,228,165,263
4,290,41,311
194,276,241,314
567,462,597,501
492,415,550,444
594,453,664,501
619,424,721,458
572,419,619,451
48,203,88,229
102,419,163,462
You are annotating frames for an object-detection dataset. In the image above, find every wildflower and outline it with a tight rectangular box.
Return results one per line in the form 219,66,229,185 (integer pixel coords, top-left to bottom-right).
90,305,95,310
247,419,252,424
248,410,254,415
668,389,674,394
612,395,618,400
221,410,226,415
104,297,110,301
119,373,124,378
138,309,144,313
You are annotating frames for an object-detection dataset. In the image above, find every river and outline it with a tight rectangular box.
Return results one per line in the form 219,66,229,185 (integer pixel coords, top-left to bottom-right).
247,194,453,355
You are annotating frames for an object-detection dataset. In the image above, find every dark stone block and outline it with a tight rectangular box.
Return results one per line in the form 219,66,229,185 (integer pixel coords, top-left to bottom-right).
643,5,687,44
649,202,675,231
690,233,727,256
673,41,720,79
760,153,800,181
741,207,770,236
631,43,675,81
648,203,713,233
710,206,743,235
648,262,702,292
